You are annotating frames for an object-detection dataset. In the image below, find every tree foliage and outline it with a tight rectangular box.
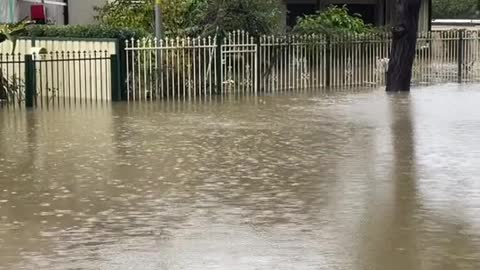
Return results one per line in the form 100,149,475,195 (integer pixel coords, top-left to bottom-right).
293,5,374,36
0,19,32,103
94,0,154,33
94,0,199,36
191,0,282,37
95,0,282,37
0,19,32,51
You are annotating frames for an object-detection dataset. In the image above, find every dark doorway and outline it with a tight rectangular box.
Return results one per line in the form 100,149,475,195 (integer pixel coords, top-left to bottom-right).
286,4,318,27
333,4,377,25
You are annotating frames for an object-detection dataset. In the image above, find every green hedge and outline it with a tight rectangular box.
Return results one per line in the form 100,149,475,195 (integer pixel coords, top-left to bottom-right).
23,24,148,40
433,0,478,19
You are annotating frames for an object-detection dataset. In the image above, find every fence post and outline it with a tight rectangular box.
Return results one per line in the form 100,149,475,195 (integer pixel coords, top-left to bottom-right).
116,39,127,100
326,35,331,88
24,55,35,108
216,35,223,95
458,30,464,83
110,55,121,101
255,37,261,94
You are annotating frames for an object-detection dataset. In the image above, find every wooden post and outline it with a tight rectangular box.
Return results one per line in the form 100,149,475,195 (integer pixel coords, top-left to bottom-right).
386,0,422,92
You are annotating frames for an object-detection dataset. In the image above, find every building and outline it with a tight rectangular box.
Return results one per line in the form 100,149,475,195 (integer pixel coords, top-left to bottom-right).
1,0,432,33
282,0,432,32
0,0,106,25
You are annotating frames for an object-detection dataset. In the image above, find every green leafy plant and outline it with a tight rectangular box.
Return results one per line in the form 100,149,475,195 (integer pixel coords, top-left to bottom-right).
190,0,282,37
0,19,32,52
94,0,282,37
95,0,201,37
0,19,31,105
0,71,24,105
293,5,374,36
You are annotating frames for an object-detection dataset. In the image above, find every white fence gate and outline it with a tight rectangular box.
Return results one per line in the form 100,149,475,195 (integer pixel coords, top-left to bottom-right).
221,31,258,94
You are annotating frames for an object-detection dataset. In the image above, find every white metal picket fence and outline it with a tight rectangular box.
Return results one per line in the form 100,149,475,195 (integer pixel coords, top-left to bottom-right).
222,32,258,94
125,30,480,100
125,36,217,101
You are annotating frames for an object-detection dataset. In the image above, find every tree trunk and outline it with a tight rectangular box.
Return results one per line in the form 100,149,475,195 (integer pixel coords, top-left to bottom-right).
386,0,422,92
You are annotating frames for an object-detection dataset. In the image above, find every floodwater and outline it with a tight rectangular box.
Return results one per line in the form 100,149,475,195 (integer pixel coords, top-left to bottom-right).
1,84,480,270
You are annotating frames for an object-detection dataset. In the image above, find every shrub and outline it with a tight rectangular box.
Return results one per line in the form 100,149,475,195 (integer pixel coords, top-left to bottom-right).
94,0,201,37
433,0,478,19
23,24,147,40
190,0,282,37
293,5,374,36
94,0,282,38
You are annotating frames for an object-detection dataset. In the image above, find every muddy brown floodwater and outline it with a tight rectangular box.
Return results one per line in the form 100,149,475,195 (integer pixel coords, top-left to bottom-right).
1,84,480,270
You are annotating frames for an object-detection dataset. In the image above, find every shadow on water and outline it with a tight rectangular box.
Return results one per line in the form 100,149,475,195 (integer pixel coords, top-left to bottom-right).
379,92,421,269
353,91,420,269
360,90,480,270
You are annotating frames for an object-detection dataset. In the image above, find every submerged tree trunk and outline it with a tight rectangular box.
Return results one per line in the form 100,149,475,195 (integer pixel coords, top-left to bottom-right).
386,0,422,92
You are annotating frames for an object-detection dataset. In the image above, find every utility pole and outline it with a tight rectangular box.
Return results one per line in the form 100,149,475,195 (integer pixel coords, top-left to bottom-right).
155,0,163,39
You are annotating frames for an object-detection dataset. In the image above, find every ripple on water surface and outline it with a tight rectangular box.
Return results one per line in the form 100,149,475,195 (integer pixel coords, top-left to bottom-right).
1,84,480,270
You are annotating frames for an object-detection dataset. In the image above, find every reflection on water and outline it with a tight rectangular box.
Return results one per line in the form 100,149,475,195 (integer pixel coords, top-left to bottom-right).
1,85,480,270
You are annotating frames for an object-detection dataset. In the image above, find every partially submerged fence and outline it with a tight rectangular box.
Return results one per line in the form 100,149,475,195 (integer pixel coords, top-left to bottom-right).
1,37,122,107
125,30,480,100
2,30,480,107
125,37,218,101
0,51,116,107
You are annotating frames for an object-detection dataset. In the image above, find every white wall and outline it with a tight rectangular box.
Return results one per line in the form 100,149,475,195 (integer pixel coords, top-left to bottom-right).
0,0,16,23
16,1,66,25
9,0,107,25
68,0,107,25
